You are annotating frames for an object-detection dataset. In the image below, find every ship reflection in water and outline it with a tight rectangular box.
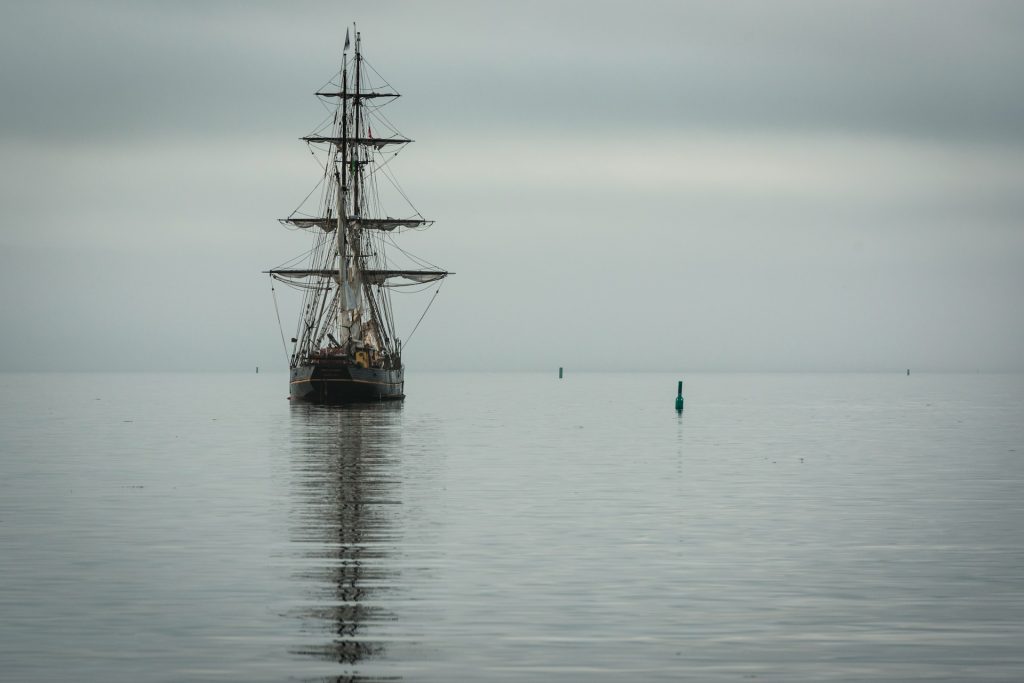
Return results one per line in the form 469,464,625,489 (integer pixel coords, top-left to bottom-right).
287,401,405,679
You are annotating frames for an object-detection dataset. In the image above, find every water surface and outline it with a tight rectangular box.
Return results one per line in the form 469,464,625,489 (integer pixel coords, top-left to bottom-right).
1,372,1022,681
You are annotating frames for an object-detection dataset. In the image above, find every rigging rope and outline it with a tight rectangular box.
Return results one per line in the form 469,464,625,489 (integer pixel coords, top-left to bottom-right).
403,281,444,349
270,281,290,365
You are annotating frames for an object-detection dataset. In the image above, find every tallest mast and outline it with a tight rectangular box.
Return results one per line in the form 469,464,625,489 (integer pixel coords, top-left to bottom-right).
340,29,350,192
335,37,349,324
353,30,363,217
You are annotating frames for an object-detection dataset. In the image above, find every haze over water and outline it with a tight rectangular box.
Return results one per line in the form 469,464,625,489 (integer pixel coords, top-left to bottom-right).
1,371,1022,681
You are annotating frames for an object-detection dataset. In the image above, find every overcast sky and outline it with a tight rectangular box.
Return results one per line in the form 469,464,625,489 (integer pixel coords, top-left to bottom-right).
1,0,1022,372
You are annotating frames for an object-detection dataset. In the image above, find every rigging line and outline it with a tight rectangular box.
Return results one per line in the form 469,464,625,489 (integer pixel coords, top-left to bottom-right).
363,146,406,184
364,106,402,137
383,284,397,348
314,89,341,114
288,171,326,218
273,243,319,270
307,102,339,134
276,217,332,269
361,58,398,93
366,104,403,137
387,279,437,293
307,144,329,173
384,232,442,271
378,160,423,218
270,282,291,365
368,158,385,223
403,282,444,349
315,71,339,93
275,230,325,269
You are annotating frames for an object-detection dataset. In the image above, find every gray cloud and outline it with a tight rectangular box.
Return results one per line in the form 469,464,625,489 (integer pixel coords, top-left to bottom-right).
4,1,1023,142
1,0,1022,372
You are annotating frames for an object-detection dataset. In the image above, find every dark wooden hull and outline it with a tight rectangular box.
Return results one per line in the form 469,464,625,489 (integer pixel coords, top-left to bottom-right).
289,362,404,403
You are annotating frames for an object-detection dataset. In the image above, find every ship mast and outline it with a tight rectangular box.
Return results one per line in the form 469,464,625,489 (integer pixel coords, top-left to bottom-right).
352,30,364,347
339,38,352,342
336,52,348,334
353,31,362,218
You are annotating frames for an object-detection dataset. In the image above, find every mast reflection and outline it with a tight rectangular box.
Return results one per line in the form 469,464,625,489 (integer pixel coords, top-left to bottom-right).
288,402,404,678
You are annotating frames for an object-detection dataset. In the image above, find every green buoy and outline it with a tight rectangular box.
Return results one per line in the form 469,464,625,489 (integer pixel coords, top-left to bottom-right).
675,380,684,411
559,367,563,379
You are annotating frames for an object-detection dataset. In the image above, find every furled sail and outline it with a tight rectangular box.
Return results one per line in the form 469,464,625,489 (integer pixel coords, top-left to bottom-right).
280,217,430,232
302,135,411,148
268,268,450,285
363,269,451,285
316,90,399,99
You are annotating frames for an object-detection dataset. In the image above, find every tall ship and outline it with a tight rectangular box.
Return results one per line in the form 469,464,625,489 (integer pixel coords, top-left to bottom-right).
267,29,450,403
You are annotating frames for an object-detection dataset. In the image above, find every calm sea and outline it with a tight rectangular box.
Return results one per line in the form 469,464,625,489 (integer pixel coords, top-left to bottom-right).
1,372,1022,682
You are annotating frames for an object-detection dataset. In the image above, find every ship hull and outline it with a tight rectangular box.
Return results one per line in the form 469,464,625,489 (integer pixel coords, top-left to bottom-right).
289,362,404,403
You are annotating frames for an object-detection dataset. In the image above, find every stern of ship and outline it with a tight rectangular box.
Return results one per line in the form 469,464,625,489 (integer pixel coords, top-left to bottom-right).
289,361,404,403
